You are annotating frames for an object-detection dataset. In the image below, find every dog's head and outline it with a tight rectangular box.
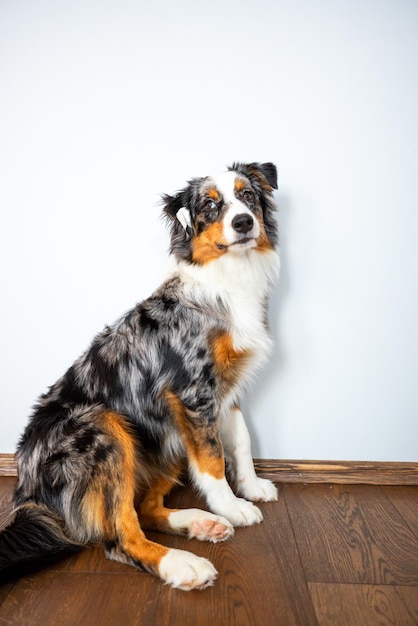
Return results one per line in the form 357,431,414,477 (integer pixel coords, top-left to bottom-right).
162,162,278,264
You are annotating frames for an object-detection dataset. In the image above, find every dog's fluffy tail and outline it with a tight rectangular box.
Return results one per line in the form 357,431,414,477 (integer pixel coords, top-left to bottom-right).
0,503,83,582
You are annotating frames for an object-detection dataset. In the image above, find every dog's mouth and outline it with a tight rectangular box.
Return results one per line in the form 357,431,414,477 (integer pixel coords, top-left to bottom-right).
231,237,255,246
216,237,256,250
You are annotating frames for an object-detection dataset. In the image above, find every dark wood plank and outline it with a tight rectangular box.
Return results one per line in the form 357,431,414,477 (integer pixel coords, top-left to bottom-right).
382,486,418,539
396,586,418,622
0,582,15,610
309,583,418,626
50,545,135,573
1,477,418,625
284,483,418,585
0,477,15,510
0,483,318,626
0,571,161,626
147,485,318,626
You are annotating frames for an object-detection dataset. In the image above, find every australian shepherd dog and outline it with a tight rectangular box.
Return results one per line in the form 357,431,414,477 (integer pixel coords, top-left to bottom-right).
0,162,279,590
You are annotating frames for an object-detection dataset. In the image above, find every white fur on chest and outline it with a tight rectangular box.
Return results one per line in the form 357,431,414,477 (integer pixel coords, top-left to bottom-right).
176,248,279,362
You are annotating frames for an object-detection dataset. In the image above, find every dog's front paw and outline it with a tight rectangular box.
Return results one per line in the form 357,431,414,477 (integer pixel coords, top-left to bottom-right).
216,498,263,527
159,548,218,591
237,477,278,503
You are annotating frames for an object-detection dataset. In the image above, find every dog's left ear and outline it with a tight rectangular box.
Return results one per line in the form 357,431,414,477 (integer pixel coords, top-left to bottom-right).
257,162,278,190
229,162,278,191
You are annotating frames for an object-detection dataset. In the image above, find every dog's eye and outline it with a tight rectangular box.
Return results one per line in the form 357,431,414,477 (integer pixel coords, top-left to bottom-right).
242,190,254,202
205,199,217,211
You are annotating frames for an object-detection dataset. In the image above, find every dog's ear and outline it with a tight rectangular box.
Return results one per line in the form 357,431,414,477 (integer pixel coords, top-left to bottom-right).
162,191,186,221
161,190,192,231
229,162,278,191
161,186,196,261
256,162,278,190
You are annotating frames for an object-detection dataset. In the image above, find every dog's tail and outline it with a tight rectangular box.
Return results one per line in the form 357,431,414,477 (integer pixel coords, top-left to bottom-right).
0,503,83,582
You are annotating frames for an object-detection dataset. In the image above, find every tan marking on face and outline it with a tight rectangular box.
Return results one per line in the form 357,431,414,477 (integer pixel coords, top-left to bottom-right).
191,222,228,264
254,214,275,252
206,187,220,201
234,178,246,192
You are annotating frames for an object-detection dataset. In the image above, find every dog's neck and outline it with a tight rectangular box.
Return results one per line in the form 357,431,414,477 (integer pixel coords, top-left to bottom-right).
172,249,279,351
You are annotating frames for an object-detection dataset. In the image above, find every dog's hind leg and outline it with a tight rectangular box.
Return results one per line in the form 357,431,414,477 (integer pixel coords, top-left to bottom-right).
104,497,218,590
138,473,234,543
87,411,217,590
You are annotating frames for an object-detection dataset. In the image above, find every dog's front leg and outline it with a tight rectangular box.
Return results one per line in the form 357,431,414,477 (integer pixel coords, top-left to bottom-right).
166,390,262,526
189,449,264,527
220,406,278,503
187,422,264,528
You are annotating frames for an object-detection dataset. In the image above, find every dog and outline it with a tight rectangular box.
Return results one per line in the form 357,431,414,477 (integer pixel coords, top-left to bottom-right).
0,161,279,590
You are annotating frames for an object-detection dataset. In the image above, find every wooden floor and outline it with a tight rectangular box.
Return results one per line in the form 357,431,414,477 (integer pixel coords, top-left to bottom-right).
0,476,417,626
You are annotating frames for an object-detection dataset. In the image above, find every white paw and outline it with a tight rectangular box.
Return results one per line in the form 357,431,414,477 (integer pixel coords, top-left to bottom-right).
214,497,264,527
168,509,234,542
159,548,218,591
237,477,279,503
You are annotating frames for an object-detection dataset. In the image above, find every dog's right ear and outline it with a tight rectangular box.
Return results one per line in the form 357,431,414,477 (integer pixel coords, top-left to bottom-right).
162,191,192,233
162,192,186,221
161,188,196,261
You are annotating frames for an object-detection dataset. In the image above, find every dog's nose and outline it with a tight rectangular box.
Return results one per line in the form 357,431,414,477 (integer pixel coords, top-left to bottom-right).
231,213,254,234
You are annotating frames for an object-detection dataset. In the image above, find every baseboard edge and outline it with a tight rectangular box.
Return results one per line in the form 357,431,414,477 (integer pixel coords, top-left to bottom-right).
253,459,418,485
1,454,417,485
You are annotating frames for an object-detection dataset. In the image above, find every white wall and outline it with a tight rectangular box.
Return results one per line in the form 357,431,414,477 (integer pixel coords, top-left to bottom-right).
1,0,417,460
